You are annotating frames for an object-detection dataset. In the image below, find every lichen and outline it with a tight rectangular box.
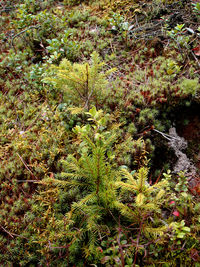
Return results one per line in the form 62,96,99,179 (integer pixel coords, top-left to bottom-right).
168,127,197,178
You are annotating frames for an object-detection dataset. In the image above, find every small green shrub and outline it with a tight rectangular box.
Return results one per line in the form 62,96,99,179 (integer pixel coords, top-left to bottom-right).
44,52,116,109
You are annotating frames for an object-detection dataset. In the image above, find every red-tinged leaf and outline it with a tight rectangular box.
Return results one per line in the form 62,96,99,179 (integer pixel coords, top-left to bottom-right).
192,45,200,56
97,247,103,253
173,210,180,217
193,184,200,195
101,256,110,264
190,248,200,262
50,172,54,178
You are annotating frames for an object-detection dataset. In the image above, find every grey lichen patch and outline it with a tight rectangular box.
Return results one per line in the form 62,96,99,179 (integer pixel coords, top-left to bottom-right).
168,127,197,178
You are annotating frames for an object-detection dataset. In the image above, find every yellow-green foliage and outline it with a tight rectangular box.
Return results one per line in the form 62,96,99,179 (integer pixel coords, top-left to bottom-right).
39,138,118,256
44,52,116,109
115,167,168,221
1,0,200,265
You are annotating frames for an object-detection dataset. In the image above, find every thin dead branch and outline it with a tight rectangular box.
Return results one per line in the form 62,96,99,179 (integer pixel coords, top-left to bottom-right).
11,25,40,51
17,153,38,180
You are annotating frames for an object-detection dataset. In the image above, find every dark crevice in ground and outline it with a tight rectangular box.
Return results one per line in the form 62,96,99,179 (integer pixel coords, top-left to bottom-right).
176,103,200,173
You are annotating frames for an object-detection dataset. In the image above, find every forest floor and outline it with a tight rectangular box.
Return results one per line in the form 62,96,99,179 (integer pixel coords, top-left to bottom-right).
0,0,200,266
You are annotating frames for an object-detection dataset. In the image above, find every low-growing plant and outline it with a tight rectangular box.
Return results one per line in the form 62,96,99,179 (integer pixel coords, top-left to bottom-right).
193,1,200,17
109,11,134,46
1,0,200,265
43,52,116,109
45,29,80,62
115,166,169,226
167,24,191,49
